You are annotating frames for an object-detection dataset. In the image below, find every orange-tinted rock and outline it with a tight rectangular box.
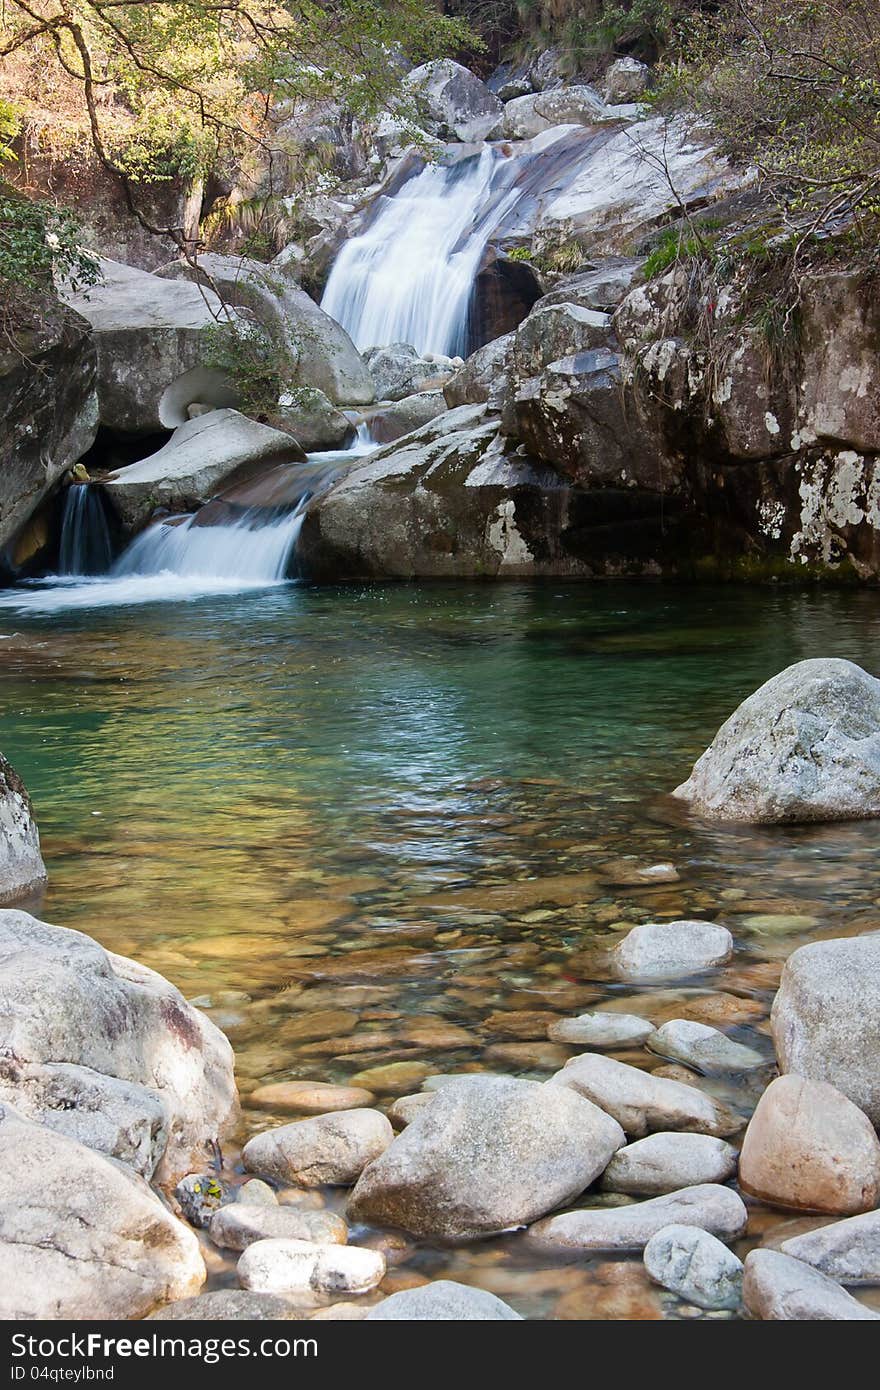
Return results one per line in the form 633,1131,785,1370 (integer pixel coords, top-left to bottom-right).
739,1075,880,1215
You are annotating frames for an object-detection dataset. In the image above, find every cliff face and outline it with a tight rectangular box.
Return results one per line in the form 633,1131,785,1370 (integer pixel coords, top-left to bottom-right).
0,296,98,566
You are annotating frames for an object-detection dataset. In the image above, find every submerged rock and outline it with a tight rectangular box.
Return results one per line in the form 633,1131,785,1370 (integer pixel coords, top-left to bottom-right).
247,1080,375,1115
611,920,733,981
673,659,880,823
551,1054,741,1139
0,753,47,905
366,1280,522,1320
242,1109,393,1187
772,933,880,1126
743,1249,880,1321
0,1105,205,1319
0,909,237,1183
347,1075,624,1240
529,1184,747,1253
646,1019,766,1074
643,1224,743,1310
601,1133,738,1196
548,1011,654,1048
237,1238,385,1297
738,1075,880,1215
209,1202,346,1250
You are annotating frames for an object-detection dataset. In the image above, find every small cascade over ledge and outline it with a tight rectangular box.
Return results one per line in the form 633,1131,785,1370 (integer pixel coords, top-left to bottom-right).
57,485,114,576
0,451,363,612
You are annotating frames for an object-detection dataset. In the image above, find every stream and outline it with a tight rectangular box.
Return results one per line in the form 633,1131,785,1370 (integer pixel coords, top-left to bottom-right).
3,580,880,1316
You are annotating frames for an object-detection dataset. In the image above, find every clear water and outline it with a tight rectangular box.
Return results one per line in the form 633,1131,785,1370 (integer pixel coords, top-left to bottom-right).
3,580,880,1316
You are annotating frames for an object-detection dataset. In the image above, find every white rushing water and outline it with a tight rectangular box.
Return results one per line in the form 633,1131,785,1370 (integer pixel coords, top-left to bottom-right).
321,146,525,358
0,443,373,613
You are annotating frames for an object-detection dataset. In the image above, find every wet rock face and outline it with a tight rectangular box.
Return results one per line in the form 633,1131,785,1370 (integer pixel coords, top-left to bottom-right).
512,348,682,491
0,754,46,905
468,249,544,351
366,1281,521,1320
674,659,880,823
0,299,98,561
0,1105,205,1320
0,909,238,1183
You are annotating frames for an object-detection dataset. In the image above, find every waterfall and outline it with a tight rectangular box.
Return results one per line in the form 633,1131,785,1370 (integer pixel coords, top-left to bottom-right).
57,485,113,576
321,146,524,359
112,502,306,585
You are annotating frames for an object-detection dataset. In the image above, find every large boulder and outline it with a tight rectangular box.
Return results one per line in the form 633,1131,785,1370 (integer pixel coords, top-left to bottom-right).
0,1105,205,1319
102,408,302,532
156,254,374,407
511,348,681,491
366,392,448,445
347,1075,624,1240
511,301,612,379
0,298,97,560
0,910,237,1183
60,257,238,434
364,344,457,402
772,933,880,1126
403,61,502,143
297,406,584,581
738,1075,880,1216
0,753,46,904
501,86,612,140
444,334,513,409
604,58,650,105
673,659,880,823
274,387,355,452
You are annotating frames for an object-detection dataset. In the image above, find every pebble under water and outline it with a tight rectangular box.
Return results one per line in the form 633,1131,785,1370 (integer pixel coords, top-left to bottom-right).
3,579,880,1317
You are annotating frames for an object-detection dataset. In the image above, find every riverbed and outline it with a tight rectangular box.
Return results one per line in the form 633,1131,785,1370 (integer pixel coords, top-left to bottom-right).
2,579,880,1316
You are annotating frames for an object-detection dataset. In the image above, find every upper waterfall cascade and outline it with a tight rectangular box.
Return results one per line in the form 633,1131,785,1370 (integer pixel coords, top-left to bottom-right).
321,145,525,359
